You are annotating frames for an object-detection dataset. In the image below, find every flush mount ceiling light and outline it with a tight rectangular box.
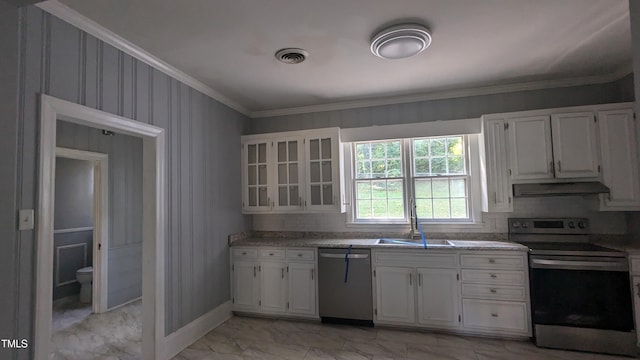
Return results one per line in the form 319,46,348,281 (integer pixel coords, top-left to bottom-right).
370,23,432,60
275,48,309,64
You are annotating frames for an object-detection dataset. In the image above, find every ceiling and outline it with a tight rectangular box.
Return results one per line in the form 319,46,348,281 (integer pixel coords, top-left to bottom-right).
57,0,631,115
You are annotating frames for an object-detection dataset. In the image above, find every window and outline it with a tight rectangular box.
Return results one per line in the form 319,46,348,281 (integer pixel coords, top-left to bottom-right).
351,135,471,223
354,140,404,219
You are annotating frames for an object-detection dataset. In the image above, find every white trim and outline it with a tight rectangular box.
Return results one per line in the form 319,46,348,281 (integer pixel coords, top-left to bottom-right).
53,226,94,234
36,0,250,117
55,146,109,314
107,296,142,312
36,95,166,360
340,118,481,142
55,243,87,286
162,301,232,359
251,68,632,118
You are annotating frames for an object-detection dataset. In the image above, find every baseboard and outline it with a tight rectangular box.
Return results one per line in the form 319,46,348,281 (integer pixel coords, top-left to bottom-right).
161,301,232,360
106,296,141,312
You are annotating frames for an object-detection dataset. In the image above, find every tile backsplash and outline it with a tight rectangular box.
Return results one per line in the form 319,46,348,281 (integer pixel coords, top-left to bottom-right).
253,195,629,234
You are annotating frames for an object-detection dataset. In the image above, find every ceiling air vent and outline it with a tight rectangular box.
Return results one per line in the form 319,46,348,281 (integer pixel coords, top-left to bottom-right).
275,48,309,64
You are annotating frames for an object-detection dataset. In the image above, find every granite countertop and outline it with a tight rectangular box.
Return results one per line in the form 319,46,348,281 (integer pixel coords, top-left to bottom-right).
230,237,528,251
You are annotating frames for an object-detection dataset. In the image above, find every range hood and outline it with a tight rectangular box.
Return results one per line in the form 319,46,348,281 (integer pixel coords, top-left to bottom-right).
513,182,610,197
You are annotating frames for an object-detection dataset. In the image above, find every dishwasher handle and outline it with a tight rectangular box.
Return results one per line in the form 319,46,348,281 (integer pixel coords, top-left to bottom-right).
319,253,369,259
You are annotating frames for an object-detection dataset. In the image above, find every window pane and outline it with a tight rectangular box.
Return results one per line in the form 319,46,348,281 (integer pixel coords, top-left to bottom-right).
288,141,297,161
258,143,267,163
310,162,320,182
248,165,256,185
431,157,446,174
248,187,257,206
323,185,333,204
387,160,401,177
372,143,386,159
387,179,403,199
372,180,387,199
372,160,386,178
356,181,371,199
415,179,432,198
388,199,404,218
372,199,388,217
322,161,332,182
414,139,429,157
277,142,286,162
356,143,370,161
448,156,464,174
451,198,467,218
310,185,321,204
258,165,267,185
415,159,429,176
447,137,463,156
278,186,287,206
433,198,450,218
431,138,445,156
416,199,433,219
321,138,332,159
310,139,320,160
450,179,466,197
278,164,287,184
258,187,268,206
432,179,449,197
290,186,299,205
247,144,256,164
289,164,298,183
357,161,371,179
387,141,401,158
357,200,372,218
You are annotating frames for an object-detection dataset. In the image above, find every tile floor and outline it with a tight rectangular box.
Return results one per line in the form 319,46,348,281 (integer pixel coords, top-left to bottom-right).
51,296,141,359
174,316,635,360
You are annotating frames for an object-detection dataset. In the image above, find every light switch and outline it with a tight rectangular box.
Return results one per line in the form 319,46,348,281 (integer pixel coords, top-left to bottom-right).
18,209,34,230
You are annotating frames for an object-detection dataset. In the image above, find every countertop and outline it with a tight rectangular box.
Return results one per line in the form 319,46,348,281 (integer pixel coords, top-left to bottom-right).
230,237,528,251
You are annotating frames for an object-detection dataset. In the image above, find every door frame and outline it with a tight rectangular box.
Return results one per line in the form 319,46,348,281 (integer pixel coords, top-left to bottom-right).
55,147,109,314
36,95,166,359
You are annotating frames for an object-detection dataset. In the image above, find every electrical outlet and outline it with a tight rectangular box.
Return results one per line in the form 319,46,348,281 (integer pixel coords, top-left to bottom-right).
18,209,34,230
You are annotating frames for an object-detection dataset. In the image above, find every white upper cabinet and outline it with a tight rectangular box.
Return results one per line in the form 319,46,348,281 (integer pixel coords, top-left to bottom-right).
551,112,599,178
598,109,640,210
480,118,513,212
507,116,554,181
242,127,344,214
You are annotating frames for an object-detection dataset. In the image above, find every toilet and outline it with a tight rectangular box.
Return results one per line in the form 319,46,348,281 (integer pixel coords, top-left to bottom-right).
76,266,93,304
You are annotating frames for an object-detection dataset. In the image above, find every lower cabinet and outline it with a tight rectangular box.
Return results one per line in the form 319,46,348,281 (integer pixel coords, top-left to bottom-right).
231,247,317,318
375,266,416,324
417,268,460,328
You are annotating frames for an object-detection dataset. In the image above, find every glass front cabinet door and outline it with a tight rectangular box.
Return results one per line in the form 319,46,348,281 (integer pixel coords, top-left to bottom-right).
273,136,305,211
243,139,271,211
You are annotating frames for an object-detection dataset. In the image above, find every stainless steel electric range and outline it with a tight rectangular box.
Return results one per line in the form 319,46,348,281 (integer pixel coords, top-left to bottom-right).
509,218,636,356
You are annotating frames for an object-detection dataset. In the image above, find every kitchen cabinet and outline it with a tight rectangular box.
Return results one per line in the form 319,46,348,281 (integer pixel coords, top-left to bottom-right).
416,268,459,328
374,266,416,324
598,109,640,210
241,127,344,214
231,247,317,318
480,117,513,212
373,250,459,329
507,112,600,181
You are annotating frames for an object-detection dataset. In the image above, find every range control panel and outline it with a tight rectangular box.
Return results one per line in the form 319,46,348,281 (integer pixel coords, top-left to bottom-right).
508,218,590,234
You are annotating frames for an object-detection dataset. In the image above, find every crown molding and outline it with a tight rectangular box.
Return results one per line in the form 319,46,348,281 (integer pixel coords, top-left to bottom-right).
250,67,632,118
36,0,251,117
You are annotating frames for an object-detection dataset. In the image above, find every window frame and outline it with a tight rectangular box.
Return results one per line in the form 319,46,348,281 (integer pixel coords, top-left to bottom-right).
346,134,481,226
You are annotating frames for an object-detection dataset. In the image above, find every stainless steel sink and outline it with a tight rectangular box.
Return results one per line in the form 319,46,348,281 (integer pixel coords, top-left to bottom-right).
376,238,455,247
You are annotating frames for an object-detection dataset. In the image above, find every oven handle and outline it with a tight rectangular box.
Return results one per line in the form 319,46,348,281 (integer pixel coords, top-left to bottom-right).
531,258,628,271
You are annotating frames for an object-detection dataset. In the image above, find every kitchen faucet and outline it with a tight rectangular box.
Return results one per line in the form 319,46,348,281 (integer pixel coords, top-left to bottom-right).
409,197,420,239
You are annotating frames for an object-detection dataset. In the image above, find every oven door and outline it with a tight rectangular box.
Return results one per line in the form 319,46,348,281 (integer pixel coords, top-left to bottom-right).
529,255,633,332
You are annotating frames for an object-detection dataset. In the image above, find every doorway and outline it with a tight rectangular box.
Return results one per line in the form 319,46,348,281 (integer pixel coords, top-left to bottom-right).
36,95,166,360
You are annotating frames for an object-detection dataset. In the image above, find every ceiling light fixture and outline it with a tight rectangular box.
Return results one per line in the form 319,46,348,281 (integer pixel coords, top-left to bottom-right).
275,48,309,64
370,23,432,60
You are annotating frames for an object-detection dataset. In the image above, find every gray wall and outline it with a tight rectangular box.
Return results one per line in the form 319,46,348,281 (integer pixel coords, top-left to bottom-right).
53,157,94,300
0,5,250,359
57,121,144,308
248,75,634,134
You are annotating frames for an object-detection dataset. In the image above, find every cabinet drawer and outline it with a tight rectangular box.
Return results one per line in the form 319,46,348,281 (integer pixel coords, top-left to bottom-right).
462,299,528,333
460,254,525,270
232,248,258,259
461,269,525,285
461,284,526,301
260,249,286,259
287,248,315,261
630,257,640,275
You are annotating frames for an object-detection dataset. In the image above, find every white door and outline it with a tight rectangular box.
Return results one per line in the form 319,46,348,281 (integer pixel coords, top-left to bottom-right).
260,261,287,313
243,139,272,212
508,116,554,180
375,266,416,324
287,262,316,316
598,109,640,210
483,119,512,212
305,133,339,211
272,136,305,211
551,112,599,178
232,261,259,311
417,268,460,328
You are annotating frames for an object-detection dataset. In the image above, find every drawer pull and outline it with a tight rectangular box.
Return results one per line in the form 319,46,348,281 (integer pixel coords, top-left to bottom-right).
491,313,499,317
297,253,303,257
281,268,284,278
488,259,496,264
490,273,497,278
490,288,497,294
242,252,247,255
269,253,274,256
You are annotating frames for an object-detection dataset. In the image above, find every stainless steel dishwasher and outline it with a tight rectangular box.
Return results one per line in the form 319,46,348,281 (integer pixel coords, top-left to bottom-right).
318,247,373,326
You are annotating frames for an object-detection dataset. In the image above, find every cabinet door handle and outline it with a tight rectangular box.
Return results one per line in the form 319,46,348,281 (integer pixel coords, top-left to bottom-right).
493,192,497,204
636,283,640,298
409,273,413,286
488,259,496,264
311,269,314,280
490,288,497,294
253,266,256,277
418,273,422,286
281,268,284,278
299,197,303,207
490,273,497,279
491,313,499,317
